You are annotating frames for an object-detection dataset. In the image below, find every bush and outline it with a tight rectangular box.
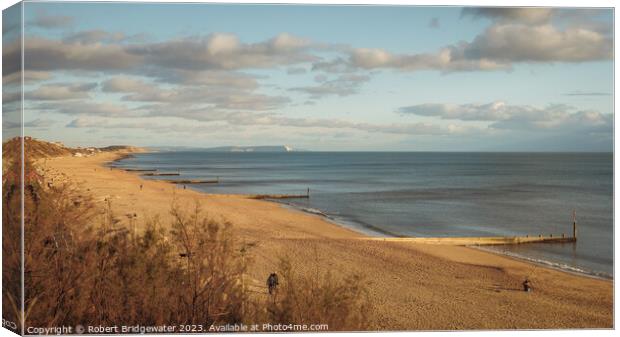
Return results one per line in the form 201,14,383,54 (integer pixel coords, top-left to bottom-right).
256,255,372,331
2,153,24,331
167,199,246,325
3,157,247,328
3,155,373,331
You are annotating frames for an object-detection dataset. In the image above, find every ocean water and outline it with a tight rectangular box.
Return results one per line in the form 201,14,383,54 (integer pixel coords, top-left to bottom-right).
113,151,613,278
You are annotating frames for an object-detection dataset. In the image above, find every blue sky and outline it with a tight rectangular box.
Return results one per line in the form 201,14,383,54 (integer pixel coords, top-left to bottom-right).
2,3,614,151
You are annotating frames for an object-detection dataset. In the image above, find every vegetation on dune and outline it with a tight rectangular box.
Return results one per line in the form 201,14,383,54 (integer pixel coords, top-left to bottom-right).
2,137,141,165
3,137,72,162
2,146,23,332
2,147,373,331
255,256,372,331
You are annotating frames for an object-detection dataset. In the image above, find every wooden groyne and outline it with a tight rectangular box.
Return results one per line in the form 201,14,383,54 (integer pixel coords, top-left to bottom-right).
141,172,180,176
251,194,309,200
251,188,311,200
124,168,157,172
360,234,576,246
361,211,580,247
164,179,219,184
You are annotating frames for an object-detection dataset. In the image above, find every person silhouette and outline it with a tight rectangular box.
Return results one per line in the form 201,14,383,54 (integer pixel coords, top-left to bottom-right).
523,278,532,292
267,272,279,295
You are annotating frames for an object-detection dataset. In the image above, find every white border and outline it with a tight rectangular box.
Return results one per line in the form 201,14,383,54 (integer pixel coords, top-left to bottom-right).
0,1,616,337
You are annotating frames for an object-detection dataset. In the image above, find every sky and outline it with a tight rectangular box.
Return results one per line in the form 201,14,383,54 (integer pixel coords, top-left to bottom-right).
2,2,614,151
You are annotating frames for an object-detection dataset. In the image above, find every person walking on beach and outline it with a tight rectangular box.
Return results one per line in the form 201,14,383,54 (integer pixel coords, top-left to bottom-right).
140,184,143,191
267,272,279,295
523,278,531,292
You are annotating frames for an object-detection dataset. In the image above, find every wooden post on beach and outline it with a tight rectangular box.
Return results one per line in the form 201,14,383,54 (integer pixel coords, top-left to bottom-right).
240,240,246,318
572,209,577,240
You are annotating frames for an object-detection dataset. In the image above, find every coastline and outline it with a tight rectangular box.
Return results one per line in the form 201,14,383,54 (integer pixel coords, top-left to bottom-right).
472,246,613,281
275,201,401,238
40,150,613,329
112,150,611,280
283,202,613,280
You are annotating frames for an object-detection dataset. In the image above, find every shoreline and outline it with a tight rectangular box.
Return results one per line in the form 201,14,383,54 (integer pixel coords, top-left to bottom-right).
288,201,614,281
272,201,400,237
472,246,613,281
230,197,614,281
113,151,612,281
41,150,613,329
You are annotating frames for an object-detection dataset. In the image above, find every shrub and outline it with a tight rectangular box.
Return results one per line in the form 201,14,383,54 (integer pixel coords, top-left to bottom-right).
3,155,373,331
2,153,24,331
167,199,246,325
3,157,247,328
257,255,372,331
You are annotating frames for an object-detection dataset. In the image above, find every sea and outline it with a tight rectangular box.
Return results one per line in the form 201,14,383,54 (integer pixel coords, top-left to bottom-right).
112,151,614,279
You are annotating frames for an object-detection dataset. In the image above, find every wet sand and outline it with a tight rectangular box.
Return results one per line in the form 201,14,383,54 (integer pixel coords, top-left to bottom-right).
40,151,613,330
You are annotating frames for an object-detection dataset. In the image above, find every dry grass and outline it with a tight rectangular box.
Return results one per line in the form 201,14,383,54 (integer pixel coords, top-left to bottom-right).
3,154,373,331
250,252,373,331
2,152,23,332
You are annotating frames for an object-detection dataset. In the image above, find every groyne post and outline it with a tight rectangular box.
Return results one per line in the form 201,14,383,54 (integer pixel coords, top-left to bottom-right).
572,209,578,240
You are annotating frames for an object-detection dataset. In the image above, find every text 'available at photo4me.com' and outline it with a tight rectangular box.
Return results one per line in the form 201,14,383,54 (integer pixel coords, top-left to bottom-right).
21,322,330,334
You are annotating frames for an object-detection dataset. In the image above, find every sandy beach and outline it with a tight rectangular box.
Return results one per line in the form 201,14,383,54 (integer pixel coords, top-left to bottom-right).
40,150,613,330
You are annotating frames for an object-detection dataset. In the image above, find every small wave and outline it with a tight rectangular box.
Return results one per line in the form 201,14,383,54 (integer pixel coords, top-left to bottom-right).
282,203,335,220
275,201,398,238
475,247,612,280
298,206,329,217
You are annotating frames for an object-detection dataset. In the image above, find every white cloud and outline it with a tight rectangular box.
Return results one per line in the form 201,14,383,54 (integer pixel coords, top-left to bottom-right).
2,71,52,85
26,83,97,101
462,24,611,63
140,104,466,136
29,13,75,29
290,74,371,98
127,32,317,71
3,118,56,129
66,117,225,134
3,32,317,78
331,7,610,74
563,91,611,97
270,33,311,51
5,37,142,75
348,46,509,72
399,101,612,132
400,101,512,121
102,76,163,100
102,75,289,110
148,69,259,89
345,21,611,73
63,30,127,44
461,8,555,24
34,100,141,117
